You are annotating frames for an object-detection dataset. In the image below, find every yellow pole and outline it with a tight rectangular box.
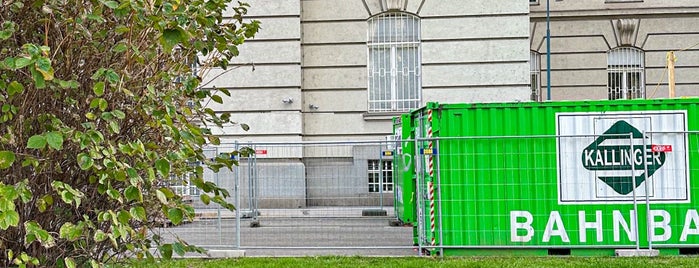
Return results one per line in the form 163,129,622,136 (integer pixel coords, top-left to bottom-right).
667,51,676,98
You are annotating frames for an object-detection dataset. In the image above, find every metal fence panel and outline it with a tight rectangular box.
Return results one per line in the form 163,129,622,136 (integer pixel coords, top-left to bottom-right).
159,140,415,256
414,132,698,256
156,132,697,256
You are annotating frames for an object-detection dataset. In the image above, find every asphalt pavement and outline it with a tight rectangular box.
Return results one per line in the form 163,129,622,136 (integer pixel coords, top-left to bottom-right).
155,208,417,257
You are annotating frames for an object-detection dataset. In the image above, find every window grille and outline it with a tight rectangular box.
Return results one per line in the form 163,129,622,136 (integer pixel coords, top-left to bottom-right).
530,51,541,101
368,160,393,193
607,47,645,100
367,13,421,112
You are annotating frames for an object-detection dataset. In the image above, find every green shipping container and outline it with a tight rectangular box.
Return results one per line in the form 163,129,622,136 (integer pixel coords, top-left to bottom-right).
395,98,699,256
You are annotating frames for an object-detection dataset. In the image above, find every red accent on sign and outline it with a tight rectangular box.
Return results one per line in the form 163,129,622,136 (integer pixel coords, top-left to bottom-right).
651,145,672,152
255,149,267,155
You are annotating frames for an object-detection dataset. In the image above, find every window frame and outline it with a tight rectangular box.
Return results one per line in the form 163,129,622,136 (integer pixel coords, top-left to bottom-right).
607,46,645,100
368,159,393,193
367,12,422,113
530,51,542,102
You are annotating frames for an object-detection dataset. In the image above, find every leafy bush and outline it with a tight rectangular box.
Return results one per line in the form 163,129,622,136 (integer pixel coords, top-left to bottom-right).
0,0,259,266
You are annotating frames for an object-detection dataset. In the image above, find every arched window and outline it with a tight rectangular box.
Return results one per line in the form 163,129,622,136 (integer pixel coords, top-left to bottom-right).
530,51,541,101
367,13,421,112
607,47,645,100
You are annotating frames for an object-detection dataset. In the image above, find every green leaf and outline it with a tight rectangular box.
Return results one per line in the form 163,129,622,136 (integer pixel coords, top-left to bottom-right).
0,210,19,229
107,188,121,202
99,98,108,111
154,158,170,177
173,242,185,256
200,194,211,205
26,135,47,149
7,81,24,96
94,230,107,242
59,222,82,241
167,208,183,225
45,131,63,150
35,57,51,72
124,186,140,202
210,94,223,104
112,43,128,53
208,135,221,145
160,29,181,52
64,257,76,268
2,57,15,70
0,151,15,169
112,109,126,119
57,79,79,89
130,206,146,222
14,57,32,68
159,244,173,259
35,58,54,80
109,121,121,133
117,210,131,224
99,0,119,9
37,195,53,213
241,124,250,131
114,25,130,34
24,44,39,56
93,81,105,96
156,189,168,204
0,21,15,40
30,67,46,88
105,69,119,85
77,153,94,170
159,187,175,198
24,221,55,248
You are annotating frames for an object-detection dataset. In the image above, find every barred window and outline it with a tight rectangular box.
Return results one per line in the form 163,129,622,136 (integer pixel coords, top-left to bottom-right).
530,51,541,101
368,160,393,193
607,47,645,100
368,13,421,112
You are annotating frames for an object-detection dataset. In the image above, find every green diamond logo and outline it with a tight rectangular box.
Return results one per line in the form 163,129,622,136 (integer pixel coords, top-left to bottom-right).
581,120,666,195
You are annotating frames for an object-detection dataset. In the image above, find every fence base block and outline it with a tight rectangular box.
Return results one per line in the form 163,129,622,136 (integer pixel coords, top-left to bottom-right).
362,209,387,216
208,250,246,258
615,249,659,257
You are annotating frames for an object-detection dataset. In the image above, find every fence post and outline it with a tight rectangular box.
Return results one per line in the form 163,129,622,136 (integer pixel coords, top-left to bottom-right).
378,143,384,211
235,141,241,249
435,136,443,256
629,133,640,250
414,136,424,256
642,131,652,250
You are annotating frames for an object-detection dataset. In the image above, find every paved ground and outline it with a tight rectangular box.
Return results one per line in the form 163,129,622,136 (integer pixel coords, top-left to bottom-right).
155,208,417,257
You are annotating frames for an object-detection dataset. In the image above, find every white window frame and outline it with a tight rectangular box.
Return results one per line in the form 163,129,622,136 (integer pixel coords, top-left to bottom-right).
607,47,645,100
530,51,542,101
368,159,393,193
367,13,421,113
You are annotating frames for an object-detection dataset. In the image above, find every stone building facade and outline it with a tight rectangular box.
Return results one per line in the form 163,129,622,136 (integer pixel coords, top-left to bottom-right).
530,0,699,101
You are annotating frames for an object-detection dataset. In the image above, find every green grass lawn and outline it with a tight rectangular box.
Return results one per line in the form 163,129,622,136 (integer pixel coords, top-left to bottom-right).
124,256,699,268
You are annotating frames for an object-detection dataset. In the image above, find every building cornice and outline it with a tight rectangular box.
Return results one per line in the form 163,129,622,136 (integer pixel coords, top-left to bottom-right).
530,6,699,21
